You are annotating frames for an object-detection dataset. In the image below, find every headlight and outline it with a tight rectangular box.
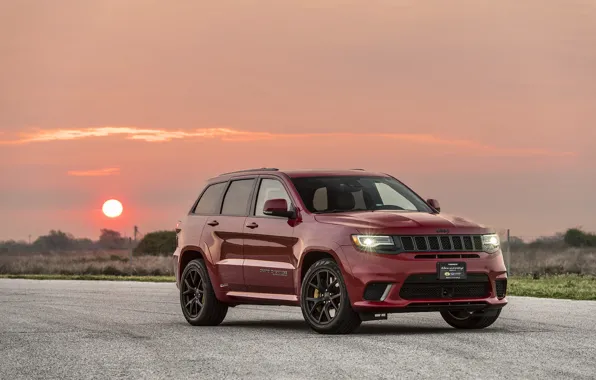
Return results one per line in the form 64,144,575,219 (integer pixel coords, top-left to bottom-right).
351,235,395,250
482,234,500,253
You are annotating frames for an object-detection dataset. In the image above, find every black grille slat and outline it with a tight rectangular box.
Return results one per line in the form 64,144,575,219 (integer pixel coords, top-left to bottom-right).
463,236,473,250
401,237,415,251
428,236,440,250
414,236,428,251
452,236,463,250
473,236,483,250
440,236,452,250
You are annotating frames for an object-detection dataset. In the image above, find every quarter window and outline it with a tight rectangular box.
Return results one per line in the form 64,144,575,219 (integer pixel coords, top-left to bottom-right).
193,182,227,215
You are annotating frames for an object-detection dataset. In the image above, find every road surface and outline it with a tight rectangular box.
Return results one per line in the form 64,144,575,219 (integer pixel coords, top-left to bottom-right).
1,279,595,379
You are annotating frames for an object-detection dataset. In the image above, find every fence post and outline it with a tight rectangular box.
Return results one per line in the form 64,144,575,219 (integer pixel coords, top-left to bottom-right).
506,229,511,275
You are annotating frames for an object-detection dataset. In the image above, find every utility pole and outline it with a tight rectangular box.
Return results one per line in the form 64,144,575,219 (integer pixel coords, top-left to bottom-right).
128,226,139,275
28,235,31,245
506,229,511,275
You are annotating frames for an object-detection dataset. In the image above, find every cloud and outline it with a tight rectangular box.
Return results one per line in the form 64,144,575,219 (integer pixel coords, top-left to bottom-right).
1,126,577,158
67,167,120,177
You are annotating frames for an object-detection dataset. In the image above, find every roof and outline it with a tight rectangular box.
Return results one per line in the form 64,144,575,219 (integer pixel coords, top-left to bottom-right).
211,168,389,180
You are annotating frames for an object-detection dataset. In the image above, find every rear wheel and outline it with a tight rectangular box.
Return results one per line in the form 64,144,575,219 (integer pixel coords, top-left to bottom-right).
300,259,361,334
180,259,228,326
440,308,501,329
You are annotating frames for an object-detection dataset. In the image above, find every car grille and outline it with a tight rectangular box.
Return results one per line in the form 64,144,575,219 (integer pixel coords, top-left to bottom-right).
495,279,507,298
399,273,490,300
398,235,483,252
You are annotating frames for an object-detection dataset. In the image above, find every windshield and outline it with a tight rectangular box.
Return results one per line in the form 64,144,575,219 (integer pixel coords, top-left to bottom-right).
290,176,434,214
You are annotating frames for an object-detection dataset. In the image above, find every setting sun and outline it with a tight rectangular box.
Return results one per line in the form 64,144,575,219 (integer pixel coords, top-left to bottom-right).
102,199,123,218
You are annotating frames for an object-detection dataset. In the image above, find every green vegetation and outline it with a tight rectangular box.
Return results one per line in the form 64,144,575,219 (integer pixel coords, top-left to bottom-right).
0,228,130,254
508,274,596,300
564,228,596,248
133,230,176,256
0,274,175,282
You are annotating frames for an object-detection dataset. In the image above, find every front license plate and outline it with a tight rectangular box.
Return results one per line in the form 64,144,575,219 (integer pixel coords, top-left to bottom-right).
437,262,467,280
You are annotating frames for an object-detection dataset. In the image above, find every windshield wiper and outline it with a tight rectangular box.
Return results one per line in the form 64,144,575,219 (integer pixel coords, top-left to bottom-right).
371,205,405,211
315,209,368,214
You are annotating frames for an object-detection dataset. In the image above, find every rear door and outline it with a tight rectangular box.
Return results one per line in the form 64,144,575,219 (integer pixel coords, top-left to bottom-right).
242,176,298,295
200,176,257,292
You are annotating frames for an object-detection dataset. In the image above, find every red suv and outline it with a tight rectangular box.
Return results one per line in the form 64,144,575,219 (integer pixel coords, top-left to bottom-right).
173,168,507,334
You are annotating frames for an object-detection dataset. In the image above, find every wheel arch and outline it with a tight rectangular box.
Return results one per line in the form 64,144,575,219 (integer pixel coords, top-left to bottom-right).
178,246,209,283
297,246,353,290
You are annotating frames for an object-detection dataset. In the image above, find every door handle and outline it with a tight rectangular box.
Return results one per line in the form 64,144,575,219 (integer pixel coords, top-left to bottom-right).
246,222,258,229
207,220,219,226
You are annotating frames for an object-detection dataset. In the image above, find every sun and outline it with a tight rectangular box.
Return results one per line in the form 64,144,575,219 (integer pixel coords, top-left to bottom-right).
102,199,123,218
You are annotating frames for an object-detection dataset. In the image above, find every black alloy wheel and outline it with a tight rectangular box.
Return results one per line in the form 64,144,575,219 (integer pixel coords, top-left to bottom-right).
180,259,228,326
181,266,205,318
305,269,342,325
300,259,361,334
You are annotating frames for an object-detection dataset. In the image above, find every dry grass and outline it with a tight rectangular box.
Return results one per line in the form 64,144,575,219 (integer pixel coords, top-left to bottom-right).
507,247,596,276
1,247,595,278
0,250,174,276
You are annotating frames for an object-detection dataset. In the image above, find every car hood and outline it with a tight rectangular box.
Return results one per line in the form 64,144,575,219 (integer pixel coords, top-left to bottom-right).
313,211,488,233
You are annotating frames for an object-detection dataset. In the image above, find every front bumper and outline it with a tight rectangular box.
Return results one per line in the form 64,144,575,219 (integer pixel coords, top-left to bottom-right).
338,245,508,312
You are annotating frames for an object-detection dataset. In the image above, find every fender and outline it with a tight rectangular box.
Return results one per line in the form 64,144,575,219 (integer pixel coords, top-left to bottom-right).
296,241,356,292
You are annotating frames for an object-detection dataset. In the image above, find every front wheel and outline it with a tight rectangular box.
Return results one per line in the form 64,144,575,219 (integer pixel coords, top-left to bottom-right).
440,308,502,329
300,259,362,334
180,259,228,326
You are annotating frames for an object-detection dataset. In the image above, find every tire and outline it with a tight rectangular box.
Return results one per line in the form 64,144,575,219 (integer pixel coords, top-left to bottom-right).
179,259,228,326
300,258,362,334
440,308,502,329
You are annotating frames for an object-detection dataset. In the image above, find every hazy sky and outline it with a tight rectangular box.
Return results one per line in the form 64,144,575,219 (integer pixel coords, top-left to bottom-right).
1,0,595,241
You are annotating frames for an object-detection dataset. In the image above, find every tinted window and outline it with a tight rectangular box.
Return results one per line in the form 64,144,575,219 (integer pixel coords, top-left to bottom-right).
291,176,432,214
221,179,256,216
254,179,292,216
194,182,227,214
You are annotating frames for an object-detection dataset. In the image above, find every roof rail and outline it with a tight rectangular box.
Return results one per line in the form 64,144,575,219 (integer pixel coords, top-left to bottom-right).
218,167,279,176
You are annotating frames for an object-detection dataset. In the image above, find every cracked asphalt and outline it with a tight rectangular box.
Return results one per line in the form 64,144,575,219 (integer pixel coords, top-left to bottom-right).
1,279,595,379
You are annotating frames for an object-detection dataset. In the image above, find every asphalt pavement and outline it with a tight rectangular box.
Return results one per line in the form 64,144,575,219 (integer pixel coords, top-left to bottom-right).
1,279,595,380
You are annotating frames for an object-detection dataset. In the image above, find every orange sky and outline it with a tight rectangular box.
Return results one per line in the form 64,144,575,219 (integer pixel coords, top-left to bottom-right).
1,0,595,241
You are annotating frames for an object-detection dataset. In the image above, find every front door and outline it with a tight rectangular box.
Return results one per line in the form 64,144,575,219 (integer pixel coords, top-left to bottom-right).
242,177,298,295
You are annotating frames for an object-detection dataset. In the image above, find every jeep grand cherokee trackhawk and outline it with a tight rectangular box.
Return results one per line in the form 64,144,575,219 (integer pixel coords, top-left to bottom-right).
173,168,507,334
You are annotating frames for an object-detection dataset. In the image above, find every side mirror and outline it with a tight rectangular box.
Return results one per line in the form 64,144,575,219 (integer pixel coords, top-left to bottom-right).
263,198,294,218
427,198,441,212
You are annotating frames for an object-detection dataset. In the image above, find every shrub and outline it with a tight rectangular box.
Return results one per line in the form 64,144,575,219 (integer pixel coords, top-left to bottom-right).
133,230,176,256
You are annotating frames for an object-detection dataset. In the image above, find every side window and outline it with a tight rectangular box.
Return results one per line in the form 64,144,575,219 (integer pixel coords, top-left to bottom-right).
254,179,292,216
221,179,256,216
193,182,227,214
375,182,417,211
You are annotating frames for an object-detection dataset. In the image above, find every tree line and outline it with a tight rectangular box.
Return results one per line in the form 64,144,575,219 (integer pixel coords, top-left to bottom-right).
1,227,595,256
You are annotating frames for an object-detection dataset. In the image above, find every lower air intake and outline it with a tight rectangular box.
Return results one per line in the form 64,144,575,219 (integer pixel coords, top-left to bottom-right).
363,282,391,301
495,279,507,298
399,274,490,300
